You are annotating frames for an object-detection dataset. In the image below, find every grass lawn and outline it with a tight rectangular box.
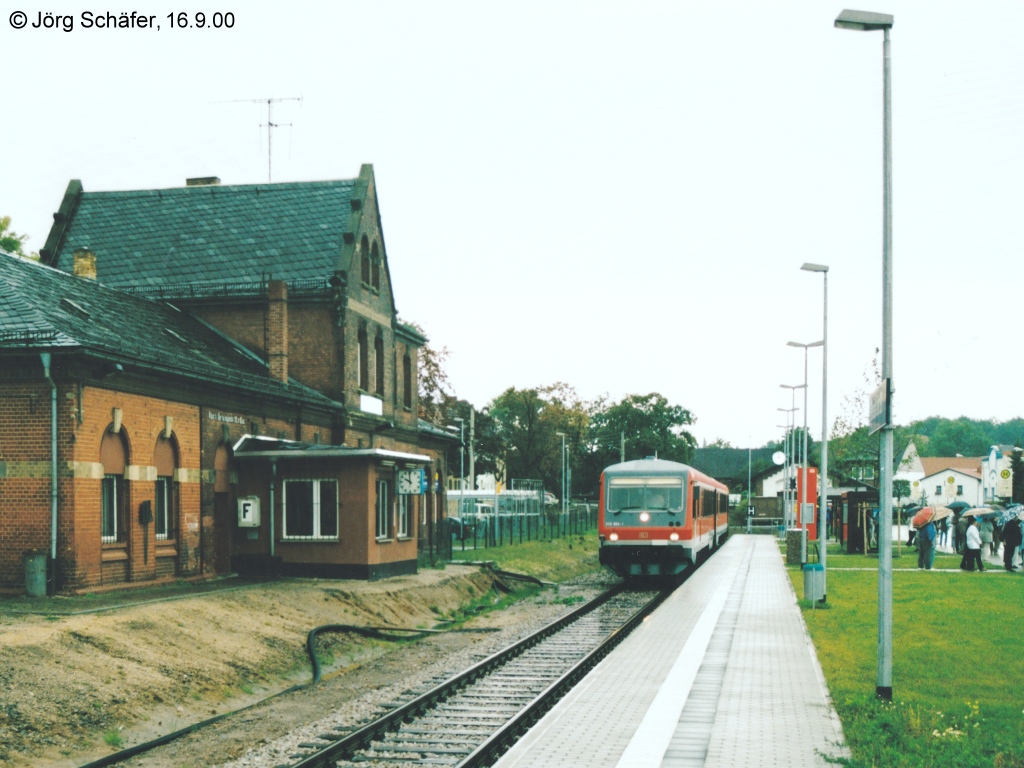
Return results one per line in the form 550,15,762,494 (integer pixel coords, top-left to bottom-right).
788,554,1024,767
449,531,601,583
822,545,965,571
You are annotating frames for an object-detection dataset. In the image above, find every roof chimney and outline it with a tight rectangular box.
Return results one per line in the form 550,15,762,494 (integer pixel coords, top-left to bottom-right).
267,280,288,383
73,246,97,280
186,176,221,187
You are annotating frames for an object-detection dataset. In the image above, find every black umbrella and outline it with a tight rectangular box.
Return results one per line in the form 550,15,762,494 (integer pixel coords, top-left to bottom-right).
947,501,972,513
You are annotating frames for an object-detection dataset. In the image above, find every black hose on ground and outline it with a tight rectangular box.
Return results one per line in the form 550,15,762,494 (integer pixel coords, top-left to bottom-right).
76,622,498,767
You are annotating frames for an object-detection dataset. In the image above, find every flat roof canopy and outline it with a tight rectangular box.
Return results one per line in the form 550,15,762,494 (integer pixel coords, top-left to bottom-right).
232,434,431,463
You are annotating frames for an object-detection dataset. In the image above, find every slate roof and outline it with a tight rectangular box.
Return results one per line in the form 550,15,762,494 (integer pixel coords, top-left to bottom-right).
0,250,342,410
42,179,358,289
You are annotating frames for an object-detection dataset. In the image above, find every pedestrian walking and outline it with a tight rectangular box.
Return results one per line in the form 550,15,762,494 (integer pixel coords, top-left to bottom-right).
956,514,969,554
1002,517,1022,572
961,516,985,572
938,517,949,547
978,517,994,557
917,520,936,570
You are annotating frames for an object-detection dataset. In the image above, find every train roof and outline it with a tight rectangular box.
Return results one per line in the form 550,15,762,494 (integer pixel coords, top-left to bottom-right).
602,457,728,490
603,458,692,475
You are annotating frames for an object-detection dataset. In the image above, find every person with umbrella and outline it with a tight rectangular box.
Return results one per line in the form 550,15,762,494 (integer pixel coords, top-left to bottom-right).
1002,514,1022,571
956,513,969,555
961,514,985,572
917,518,936,570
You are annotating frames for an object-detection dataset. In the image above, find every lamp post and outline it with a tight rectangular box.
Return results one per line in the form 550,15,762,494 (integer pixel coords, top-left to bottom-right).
788,342,823,565
835,7,895,702
556,431,567,517
453,417,465,518
777,404,799,527
802,262,830,600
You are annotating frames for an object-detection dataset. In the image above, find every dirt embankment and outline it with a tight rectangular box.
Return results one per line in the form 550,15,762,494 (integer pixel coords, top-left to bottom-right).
0,565,497,766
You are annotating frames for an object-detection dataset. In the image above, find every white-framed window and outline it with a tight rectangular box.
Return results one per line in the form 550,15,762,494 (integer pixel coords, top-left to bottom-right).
283,479,338,540
155,477,171,540
397,494,410,538
935,485,942,495
957,485,964,496
101,474,123,543
376,479,390,540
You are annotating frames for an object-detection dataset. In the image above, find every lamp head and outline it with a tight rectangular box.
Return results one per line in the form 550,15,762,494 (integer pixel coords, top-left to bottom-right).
835,9,893,31
801,262,829,273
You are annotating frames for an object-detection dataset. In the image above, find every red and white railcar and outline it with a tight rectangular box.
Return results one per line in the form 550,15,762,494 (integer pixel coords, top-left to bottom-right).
598,457,729,577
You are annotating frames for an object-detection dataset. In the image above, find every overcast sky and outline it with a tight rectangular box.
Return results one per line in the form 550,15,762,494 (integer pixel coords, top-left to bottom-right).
3,1,1023,449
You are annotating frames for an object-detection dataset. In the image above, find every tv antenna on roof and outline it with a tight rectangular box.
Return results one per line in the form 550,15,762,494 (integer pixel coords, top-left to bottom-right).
217,95,303,182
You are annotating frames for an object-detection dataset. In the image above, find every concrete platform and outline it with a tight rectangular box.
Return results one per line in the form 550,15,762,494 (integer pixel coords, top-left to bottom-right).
494,535,849,768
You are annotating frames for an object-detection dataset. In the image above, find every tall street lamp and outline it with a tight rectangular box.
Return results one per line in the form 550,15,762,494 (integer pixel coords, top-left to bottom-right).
556,431,567,516
835,7,895,702
788,342,823,565
802,262,830,600
777,403,799,527
452,417,466,519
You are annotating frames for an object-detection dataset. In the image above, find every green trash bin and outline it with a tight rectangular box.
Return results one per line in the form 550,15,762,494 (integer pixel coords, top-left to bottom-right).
23,551,48,598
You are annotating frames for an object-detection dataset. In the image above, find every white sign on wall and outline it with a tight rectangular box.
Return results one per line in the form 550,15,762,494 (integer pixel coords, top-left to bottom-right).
360,394,384,416
238,496,261,527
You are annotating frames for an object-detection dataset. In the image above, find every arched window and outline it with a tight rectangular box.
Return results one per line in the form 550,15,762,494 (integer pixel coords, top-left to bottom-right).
375,332,385,396
358,324,369,391
100,429,129,543
371,241,381,291
403,351,412,408
154,435,178,540
360,235,370,285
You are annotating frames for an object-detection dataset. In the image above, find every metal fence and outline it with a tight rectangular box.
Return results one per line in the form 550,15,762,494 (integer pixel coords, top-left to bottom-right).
436,478,598,558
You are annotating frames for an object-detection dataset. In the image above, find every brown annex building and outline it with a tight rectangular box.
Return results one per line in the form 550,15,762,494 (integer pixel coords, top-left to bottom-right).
0,165,455,594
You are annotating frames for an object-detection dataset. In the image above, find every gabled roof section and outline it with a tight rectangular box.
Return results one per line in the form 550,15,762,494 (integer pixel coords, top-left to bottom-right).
41,175,363,290
0,251,341,410
920,466,982,482
920,456,983,477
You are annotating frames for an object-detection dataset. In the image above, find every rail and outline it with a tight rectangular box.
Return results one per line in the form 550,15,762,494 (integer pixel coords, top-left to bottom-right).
289,581,675,768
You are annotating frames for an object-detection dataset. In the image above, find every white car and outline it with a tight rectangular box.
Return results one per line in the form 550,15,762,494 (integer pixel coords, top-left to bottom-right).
544,492,558,506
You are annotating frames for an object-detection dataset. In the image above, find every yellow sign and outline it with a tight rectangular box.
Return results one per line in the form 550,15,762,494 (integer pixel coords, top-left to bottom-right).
947,476,955,484
1001,469,1011,479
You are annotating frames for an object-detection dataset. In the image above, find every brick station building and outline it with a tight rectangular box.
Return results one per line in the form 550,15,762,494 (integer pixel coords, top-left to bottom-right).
0,165,455,594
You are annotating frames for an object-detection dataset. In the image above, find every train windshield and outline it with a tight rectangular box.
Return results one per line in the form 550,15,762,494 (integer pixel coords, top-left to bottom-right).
607,477,684,513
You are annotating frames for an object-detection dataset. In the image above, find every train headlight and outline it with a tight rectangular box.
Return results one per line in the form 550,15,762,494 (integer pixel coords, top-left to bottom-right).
609,532,619,541
639,512,650,523
669,532,679,541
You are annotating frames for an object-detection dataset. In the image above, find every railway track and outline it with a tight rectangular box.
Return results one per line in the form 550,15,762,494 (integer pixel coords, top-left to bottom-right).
283,580,679,768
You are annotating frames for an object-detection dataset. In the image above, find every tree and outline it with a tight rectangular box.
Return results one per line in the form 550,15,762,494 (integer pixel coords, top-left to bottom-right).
893,479,911,506
401,320,456,426
0,216,37,260
927,417,990,457
581,393,697,493
487,383,588,494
